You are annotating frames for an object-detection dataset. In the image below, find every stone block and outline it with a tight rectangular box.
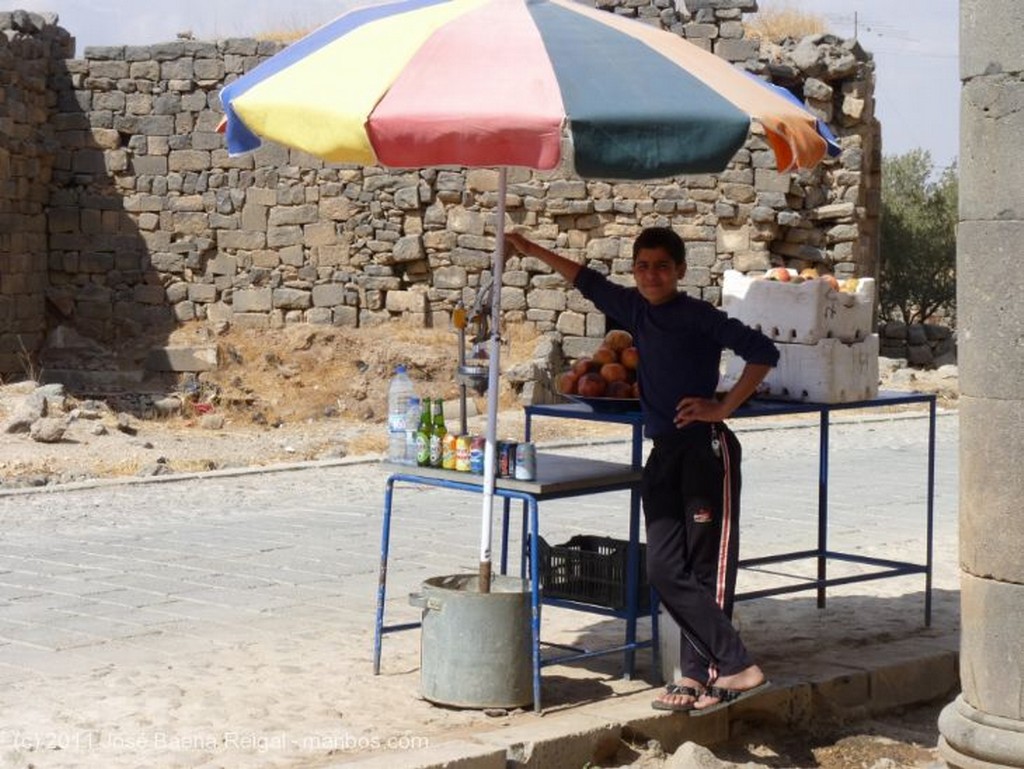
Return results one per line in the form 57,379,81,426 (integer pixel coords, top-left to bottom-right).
272,288,312,310
145,346,218,372
233,288,272,313
500,286,527,311
866,647,958,714
562,336,601,360
959,394,1024,583
958,221,1024,399
303,222,337,247
267,225,303,248
168,150,210,172
269,204,319,226
528,289,567,312
385,290,426,313
960,78,1024,222
319,196,354,220
447,207,485,236
959,571,1024,717
217,230,265,250
961,0,1024,77
342,739,505,769
474,714,621,769
188,284,217,303
556,310,586,337
312,284,347,307
333,306,359,327
715,38,760,62
433,266,467,290
587,697,729,755
754,169,792,194
392,235,424,263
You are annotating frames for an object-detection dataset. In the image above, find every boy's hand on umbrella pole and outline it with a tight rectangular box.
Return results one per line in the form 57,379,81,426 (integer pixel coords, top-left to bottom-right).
674,396,727,428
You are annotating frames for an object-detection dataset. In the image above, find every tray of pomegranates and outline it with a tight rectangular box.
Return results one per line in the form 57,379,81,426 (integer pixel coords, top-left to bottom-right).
556,330,641,413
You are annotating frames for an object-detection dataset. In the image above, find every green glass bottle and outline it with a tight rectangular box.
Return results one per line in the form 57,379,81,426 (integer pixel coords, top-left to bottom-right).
415,397,432,467
428,398,447,469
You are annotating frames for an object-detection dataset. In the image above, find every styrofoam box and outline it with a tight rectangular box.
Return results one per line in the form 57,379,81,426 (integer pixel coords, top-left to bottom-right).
723,334,880,404
722,270,875,345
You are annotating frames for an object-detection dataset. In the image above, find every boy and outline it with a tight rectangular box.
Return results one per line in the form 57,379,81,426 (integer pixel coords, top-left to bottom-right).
505,227,777,713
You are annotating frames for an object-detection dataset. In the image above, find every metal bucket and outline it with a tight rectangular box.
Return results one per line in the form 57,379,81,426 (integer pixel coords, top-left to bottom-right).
409,574,532,709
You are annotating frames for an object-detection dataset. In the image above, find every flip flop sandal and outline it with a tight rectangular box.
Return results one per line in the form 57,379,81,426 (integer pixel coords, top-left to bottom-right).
651,683,702,712
689,680,772,716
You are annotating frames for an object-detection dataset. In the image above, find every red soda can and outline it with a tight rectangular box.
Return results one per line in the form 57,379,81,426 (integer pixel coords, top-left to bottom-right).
497,440,517,478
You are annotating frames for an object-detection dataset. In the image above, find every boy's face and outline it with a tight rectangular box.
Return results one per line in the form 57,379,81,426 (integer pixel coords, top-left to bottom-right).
633,247,685,305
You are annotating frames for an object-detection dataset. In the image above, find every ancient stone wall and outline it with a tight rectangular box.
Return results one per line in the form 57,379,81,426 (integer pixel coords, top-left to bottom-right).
0,11,72,376
0,1,881,383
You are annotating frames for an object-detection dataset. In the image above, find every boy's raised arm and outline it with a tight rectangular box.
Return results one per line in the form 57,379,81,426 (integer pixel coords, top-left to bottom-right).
505,231,582,284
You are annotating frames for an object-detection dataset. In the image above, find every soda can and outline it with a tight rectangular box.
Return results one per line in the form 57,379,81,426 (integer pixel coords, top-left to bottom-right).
514,442,536,481
455,435,472,472
497,440,517,479
442,432,458,471
469,436,486,475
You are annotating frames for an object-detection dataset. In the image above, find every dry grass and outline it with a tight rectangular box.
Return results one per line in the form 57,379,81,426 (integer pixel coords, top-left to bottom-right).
744,4,828,42
254,27,312,44
166,318,544,430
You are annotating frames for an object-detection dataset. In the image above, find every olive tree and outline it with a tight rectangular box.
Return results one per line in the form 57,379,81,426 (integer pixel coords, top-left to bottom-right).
879,149,958,325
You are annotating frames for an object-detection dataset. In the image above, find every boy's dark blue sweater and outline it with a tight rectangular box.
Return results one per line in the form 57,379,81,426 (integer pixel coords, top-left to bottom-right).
575,266,779,440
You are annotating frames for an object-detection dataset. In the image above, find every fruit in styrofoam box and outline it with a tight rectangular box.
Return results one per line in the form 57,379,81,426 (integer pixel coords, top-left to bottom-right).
766,267,792,282
603,329,633,352
800,267,820,280
576,372,607,397
722,269,875,346
841,277,860,293
721,334,879,404
821,274,840,291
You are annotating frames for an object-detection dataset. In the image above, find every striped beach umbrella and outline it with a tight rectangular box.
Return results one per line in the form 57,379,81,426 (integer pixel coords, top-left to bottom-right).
219,0,833,592
220,0,831,178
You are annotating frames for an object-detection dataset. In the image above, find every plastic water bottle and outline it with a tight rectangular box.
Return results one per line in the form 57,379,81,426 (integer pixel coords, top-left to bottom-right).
387,365,416,463
403,396,421,465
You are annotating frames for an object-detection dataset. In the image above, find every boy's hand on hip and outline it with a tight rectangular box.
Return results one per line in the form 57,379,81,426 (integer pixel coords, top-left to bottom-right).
674,397,727,428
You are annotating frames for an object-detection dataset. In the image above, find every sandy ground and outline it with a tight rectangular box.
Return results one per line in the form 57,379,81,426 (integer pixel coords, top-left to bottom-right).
0,411,960,769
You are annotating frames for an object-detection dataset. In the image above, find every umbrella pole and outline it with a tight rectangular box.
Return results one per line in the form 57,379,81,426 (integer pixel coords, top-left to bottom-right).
478,168,508,593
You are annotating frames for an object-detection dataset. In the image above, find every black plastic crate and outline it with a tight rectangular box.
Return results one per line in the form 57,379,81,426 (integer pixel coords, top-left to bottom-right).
537,535,650,612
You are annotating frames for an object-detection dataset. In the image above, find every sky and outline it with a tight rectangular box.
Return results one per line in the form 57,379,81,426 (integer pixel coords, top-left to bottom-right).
18,0,959,170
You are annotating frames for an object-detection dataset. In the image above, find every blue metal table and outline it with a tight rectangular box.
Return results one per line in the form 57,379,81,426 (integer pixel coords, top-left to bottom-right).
372,453,647,713
524,390,938,623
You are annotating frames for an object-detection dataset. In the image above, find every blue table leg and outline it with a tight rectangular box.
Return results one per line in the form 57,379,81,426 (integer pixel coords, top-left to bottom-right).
925,397,936,626
528,498,542,712
500,496,511,576
623,420,644,677
373,476,396,675
817,408,829,609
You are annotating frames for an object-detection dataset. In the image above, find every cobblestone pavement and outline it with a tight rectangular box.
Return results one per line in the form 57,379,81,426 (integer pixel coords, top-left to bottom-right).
0,408,959,768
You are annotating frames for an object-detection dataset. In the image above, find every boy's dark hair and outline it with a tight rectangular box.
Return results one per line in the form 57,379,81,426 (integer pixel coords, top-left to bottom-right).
632,227,685,265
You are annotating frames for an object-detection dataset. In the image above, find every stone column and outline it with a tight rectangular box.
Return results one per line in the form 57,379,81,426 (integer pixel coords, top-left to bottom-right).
938,1,1024,766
